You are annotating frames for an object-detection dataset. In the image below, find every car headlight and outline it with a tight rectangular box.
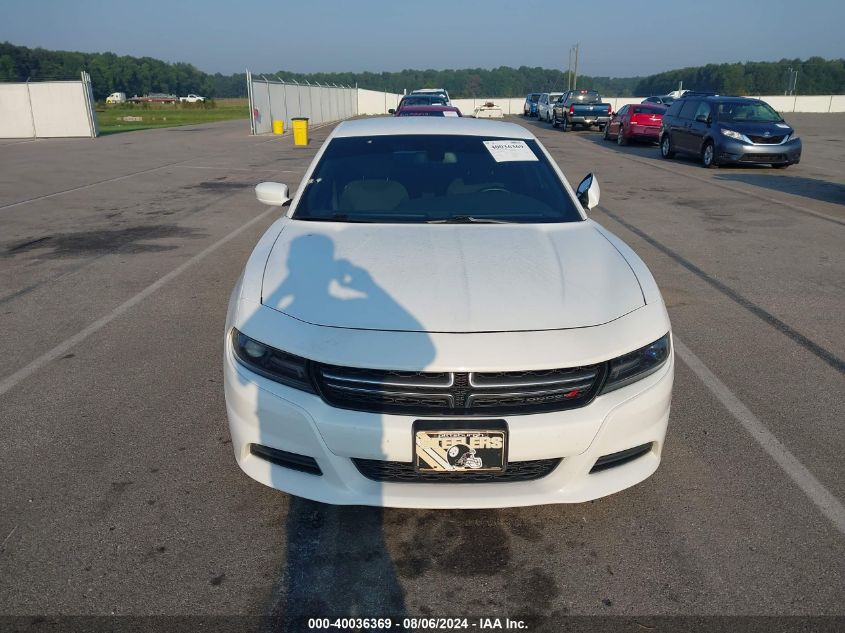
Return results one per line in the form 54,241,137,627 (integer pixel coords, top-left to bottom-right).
600,334,671,394
786,133,800,142
231,328,315,393
720,128,745,141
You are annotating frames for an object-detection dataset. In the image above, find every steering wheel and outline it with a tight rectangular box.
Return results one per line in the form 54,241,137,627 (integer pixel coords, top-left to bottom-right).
478,186,508,194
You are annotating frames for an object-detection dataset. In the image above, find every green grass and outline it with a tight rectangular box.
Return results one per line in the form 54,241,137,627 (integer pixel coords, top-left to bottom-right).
95,98,249,134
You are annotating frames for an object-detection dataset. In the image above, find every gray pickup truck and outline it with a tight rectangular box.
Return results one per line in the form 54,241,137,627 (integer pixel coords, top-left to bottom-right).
551,90,613,131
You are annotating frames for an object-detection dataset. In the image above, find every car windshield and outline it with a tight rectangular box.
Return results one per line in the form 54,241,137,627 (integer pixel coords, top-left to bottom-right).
401,96,447,107
632,106,665,115
572,92,601,103
294,135,583,224
529,94,539,102
717,101,783,123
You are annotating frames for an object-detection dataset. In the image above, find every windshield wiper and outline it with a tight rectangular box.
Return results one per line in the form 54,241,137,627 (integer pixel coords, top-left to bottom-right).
297,214,377,223
427,215,513,224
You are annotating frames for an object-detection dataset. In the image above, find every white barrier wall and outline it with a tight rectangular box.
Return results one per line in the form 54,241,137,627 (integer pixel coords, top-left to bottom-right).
0,75,97,138
0,84,34,137
386,95,845,116
357,88,402,115
246,78,845,131
465,95,845,114
248,73,358,135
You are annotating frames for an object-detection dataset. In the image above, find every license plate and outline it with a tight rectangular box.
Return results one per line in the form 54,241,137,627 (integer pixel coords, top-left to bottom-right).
414,420,507,473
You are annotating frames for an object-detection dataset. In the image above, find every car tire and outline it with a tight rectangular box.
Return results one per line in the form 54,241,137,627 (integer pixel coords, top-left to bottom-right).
603,125,610,141
561,116,569,132
617,126,627,146
551,113,559,128
702,141,717,168
660,134,675,159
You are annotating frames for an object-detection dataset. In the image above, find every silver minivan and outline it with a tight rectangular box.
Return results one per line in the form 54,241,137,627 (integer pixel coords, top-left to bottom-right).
537,92,563,123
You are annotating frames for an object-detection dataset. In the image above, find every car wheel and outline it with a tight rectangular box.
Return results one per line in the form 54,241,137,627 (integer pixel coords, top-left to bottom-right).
660,134,675,159
617,126,627,146
561,116,569,132
603,125,610,141
702,142,717,168
551,113,559,128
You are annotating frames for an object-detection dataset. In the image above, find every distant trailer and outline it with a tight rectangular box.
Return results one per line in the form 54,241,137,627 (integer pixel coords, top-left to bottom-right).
473,101,504,118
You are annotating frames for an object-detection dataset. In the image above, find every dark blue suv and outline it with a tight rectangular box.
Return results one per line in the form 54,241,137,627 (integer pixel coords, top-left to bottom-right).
659,95,802,168
523,93,540,117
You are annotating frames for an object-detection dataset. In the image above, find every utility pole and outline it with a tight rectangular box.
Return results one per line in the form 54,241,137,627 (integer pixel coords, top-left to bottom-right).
567,47,573,91
572,42,580,90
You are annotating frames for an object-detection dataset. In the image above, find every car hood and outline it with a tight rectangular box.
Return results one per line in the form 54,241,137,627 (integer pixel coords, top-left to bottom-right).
719,121,793,136
261,220,645,333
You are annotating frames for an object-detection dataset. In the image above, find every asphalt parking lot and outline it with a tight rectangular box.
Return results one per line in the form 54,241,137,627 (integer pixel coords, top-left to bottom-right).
1,114,843,631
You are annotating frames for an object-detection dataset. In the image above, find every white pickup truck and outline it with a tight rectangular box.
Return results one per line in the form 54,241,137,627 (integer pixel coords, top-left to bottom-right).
180,94,206,103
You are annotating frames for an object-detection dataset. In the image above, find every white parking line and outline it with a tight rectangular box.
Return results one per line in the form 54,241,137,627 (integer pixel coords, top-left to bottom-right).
172,165,298,173
0,206,278,398
674,336,845,536
0,161,187,211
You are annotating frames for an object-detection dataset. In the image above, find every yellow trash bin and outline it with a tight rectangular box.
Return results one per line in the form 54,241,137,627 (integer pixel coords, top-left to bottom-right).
292,117,309,146
272,119,284,135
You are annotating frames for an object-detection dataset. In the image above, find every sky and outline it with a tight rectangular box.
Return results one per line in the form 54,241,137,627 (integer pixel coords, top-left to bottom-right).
2,0,843,77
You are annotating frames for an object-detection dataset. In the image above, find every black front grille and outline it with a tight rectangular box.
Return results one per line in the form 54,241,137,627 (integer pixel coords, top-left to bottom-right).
313,363,605,416
739,153,786,163
353,458,562,483
747,134,786,144
250,444,322,476
590,443,653,474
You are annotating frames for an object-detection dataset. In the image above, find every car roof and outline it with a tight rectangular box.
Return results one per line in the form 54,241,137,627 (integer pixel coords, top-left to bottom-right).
680,94,763,103
333,117,536,139
411,88,448,93
401,94,447,101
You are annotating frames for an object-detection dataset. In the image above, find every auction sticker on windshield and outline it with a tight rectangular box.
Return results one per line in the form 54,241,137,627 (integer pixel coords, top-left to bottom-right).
483,139,538,162
414,420,508,473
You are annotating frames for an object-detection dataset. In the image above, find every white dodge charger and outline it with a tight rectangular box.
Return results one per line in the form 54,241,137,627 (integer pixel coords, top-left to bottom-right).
224,117,673,508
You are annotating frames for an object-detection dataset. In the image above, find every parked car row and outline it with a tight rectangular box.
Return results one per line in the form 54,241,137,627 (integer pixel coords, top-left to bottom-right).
623,93,801,168
525,90,612,131
525,89,802,168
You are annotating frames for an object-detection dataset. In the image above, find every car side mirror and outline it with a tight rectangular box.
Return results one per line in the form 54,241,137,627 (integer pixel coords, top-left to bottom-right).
255,182,290,207
388,108,395,114
576,173,601,210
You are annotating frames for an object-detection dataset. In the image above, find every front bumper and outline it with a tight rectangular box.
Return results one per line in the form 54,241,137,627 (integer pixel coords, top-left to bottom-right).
716,137,802,165
223,340,674,509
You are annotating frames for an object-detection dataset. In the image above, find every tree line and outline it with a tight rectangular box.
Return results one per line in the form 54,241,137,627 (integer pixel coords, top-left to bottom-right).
1,42,843,100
